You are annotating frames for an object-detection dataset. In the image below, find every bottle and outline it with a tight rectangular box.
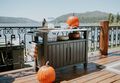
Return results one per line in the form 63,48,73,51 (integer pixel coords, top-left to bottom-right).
42,18,48,28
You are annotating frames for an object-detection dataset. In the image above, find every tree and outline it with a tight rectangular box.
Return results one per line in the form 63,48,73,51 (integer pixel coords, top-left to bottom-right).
115,13,120,23
108,13,114,24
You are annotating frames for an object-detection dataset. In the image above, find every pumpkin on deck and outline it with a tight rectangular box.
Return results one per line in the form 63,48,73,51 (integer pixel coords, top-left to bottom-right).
37,61,56,83
66,16,79,29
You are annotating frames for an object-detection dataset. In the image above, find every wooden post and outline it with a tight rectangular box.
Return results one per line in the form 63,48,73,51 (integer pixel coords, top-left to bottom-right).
99,21,109,58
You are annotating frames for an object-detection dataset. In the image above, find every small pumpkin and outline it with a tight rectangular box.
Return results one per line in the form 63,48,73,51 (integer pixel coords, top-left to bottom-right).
69,31,80,40
66,16,79,28
37,61,56,83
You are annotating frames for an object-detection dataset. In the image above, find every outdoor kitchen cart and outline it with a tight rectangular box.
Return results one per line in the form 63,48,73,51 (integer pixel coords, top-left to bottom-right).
29,28,89,71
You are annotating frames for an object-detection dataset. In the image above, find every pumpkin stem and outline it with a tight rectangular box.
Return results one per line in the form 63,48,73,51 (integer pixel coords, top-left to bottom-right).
46,61,49,66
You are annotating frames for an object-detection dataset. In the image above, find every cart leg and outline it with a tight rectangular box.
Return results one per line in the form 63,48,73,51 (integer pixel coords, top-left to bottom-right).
72,65,77,70
84,63,87,70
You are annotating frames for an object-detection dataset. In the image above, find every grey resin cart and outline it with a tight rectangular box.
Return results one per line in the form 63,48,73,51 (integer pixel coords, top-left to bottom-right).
28,28,89,71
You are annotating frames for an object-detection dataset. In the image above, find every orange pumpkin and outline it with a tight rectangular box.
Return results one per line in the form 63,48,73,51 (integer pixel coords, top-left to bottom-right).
37,61,56,83
66,16,79,28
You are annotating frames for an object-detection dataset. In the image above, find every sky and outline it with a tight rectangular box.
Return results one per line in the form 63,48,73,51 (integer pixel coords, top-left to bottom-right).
0,0,120,21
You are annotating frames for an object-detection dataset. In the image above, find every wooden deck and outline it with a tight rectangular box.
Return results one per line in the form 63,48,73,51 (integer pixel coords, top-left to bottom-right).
62,70,120,83
61,56,120,83
0,56,120,83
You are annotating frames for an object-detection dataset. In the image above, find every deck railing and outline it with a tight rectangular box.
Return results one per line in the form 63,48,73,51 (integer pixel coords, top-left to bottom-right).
0,27,38,64
80,25,120,52
0,25,120,67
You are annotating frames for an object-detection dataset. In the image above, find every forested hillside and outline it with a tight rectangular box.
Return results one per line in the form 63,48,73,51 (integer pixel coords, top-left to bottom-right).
51,11,109,23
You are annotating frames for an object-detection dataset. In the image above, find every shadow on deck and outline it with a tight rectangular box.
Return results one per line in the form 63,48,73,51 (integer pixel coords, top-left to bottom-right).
0,62,102,83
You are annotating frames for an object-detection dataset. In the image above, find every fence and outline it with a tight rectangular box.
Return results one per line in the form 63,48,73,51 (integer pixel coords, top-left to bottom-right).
0,25,120,67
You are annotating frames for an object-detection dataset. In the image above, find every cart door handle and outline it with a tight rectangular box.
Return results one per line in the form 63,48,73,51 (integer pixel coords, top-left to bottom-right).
66,47,68,63
69,47,71,63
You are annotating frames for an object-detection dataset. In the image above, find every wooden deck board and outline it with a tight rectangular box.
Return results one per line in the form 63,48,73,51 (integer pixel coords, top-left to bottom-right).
63,70,109,83
84,72,116,83
93,56,120,65
98,75,120,83
0,67,34,76
13,74,39,83
113,79,120,83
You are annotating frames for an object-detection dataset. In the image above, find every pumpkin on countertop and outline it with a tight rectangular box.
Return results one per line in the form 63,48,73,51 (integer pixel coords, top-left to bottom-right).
66,15,79,29
37,61,56,83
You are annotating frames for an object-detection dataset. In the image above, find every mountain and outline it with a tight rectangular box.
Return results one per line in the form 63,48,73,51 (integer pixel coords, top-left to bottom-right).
0,16,39,23
0,11,110,24
51,11,109,23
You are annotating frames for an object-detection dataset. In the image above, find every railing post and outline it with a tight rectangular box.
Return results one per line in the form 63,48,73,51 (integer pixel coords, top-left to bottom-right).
99,21,109,58
115,27,118,47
